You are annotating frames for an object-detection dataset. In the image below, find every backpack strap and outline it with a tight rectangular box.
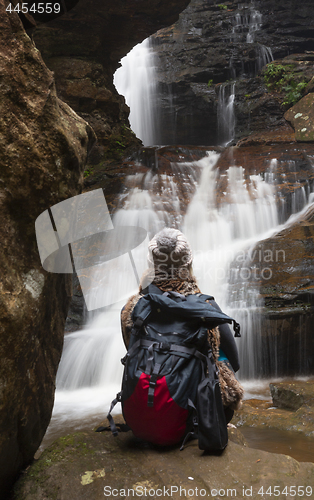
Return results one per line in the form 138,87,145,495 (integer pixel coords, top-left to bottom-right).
180,399,198,450
102,392,122,437
146,342,159,374
122,339,207,366
147,362,162,407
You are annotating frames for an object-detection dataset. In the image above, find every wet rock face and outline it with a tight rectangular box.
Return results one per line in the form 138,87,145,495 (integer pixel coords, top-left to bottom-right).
0,3,95,496
150,0,314,145
235,203,314,376
30,0,191,163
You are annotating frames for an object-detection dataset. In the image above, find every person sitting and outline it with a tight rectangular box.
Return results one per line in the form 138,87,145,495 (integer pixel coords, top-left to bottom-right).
121,227,243,424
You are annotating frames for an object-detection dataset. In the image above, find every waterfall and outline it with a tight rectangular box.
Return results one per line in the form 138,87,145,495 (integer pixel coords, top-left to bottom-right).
255,44,273,73
218,83,236,146
230,2,273,76
231,6,262,43
114,38,158,146
183,155,281,379
51,150,314,427
246,9,263,43
218,2,273,145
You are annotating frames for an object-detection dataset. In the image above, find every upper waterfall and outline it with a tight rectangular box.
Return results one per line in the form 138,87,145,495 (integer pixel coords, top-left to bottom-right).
114,38,158,146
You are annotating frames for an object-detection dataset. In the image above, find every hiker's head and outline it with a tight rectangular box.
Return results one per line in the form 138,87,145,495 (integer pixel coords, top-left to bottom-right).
147,228,193,279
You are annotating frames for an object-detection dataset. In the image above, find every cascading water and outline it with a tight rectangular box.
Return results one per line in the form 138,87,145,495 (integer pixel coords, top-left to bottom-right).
255,44,273,73
114,38,158,146
218,2,273,145
231,5,262,44
218,83,236,146
183,155,283,380
49,150,314,434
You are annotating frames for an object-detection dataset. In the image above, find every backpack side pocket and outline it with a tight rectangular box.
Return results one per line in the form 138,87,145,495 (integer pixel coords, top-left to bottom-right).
196,353,228,451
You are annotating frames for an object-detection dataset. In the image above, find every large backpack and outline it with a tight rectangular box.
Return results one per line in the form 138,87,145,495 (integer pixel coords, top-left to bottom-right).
104,285,240,451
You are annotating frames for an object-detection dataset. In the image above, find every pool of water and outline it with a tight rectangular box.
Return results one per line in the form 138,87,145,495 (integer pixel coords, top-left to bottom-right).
240,427,314,463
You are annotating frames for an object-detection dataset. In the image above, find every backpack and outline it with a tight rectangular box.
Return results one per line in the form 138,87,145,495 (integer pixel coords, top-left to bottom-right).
103,285,241,451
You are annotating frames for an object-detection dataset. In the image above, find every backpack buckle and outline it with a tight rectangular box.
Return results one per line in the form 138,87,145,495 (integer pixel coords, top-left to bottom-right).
121,354,128,365
159,342,170,352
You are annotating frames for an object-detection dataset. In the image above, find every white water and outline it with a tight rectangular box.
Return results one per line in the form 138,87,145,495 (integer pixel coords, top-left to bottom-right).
232,6,262,43
218,83,236,146
230,2,273,76
220,3,274,145
255,44,273,73
114,38,158,146
48,151,314,433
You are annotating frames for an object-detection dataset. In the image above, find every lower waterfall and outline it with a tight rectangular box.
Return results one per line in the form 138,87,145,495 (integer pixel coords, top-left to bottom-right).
50,149,313,430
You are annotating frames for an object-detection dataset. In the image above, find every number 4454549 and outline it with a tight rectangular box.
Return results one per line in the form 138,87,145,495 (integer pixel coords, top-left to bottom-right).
6,3,61,14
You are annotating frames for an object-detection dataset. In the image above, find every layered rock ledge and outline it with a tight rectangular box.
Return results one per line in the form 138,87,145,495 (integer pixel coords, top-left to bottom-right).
13,422,314,500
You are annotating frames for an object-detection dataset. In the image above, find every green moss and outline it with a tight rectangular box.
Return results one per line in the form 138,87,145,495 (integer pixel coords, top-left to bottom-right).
14,433,96,498
263,62,308,107
84,167,94,178
103,123,139,161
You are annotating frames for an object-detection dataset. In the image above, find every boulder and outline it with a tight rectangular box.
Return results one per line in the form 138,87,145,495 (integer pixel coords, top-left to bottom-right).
233,398,314,437
270,380,314,411
284,94,314,141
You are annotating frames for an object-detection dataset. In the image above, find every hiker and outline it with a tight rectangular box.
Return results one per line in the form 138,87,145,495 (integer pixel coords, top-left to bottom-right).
121,227,243,425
